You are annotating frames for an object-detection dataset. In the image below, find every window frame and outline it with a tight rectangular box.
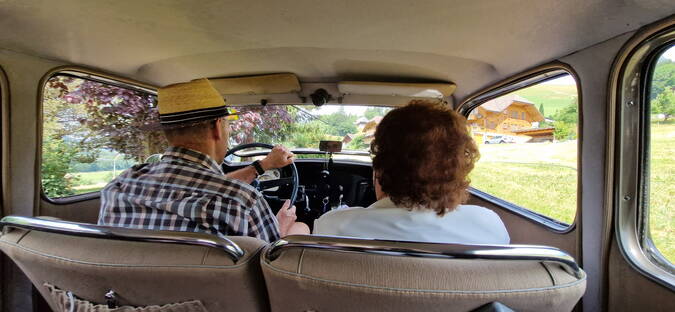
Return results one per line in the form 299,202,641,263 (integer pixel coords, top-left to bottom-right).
458,62,581,233
0,65,7,217
37,67,157,204
610,23,675,290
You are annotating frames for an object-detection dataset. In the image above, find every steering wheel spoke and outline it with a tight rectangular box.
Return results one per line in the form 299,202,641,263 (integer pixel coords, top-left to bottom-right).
225,142,299,206
258,177,295,190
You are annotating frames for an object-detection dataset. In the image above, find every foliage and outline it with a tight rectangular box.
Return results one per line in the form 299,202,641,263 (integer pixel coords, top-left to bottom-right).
652,89,675,121
346,133,369,150
41,138,79,197
553,121,576,140
551,100,578,124
364,107,390,119
230,106,293,144
63,79,167,161
319,109,357,136
650,58,675,100
284,121,334,148
538,103,545,117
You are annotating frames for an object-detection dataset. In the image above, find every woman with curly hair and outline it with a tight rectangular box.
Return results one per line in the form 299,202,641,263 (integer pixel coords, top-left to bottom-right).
313,100,509,244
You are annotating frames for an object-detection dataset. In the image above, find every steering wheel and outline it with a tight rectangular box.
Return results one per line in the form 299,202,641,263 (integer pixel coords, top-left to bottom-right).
224,143,299,208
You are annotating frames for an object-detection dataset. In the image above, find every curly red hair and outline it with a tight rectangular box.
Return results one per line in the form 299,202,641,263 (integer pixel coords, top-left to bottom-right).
370,100,479,215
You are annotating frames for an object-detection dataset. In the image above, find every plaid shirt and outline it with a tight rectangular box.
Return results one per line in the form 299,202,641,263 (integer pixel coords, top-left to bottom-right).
98,147,281,242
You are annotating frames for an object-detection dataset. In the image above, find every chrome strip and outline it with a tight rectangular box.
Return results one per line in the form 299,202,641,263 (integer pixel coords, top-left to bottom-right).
0,216,245,262
264,235,584,279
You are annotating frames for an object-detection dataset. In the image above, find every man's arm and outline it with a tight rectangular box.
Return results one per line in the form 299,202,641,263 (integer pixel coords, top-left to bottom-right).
225,145,295,183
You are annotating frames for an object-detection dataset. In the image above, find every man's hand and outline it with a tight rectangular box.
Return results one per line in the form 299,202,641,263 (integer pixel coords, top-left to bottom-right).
276,200,297,237
260,145,295,170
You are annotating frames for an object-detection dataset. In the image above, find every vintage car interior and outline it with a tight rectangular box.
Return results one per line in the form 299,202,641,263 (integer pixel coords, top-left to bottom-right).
0,1,673,311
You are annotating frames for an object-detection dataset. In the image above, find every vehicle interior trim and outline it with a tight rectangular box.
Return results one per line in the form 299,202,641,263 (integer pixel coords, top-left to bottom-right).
264,235,585,279
608,17,675,291
0,65,8,217
0,216,245,262
457,62,582,233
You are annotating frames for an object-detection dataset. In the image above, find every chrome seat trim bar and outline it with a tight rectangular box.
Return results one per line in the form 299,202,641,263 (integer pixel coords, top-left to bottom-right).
0,216,245,262
265,235,584,279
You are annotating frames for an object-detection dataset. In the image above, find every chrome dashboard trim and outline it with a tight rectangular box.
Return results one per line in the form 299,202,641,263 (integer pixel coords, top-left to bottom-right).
0,216,245,262
264,235,584,279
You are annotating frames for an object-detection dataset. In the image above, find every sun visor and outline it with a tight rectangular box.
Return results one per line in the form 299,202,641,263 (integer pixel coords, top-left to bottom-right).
337,81,456,98
209,73,301,95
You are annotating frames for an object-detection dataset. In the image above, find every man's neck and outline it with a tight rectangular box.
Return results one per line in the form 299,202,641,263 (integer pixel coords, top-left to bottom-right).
171,142,218,163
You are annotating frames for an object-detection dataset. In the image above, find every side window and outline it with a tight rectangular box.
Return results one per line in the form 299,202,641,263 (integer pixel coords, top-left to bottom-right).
646,45,674,265
41,74,165,199
468,73,578,226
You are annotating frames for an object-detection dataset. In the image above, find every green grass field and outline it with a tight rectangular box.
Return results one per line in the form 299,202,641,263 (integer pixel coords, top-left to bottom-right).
470,124,673,263
513,84,577,116
648,122,674,263
72,170,115,195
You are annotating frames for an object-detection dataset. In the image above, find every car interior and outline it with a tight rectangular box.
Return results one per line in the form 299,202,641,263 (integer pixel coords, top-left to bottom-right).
0,1,674,311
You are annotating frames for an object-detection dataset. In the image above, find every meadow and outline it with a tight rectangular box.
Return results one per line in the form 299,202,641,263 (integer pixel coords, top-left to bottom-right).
471,123,673,263
513,84,578,115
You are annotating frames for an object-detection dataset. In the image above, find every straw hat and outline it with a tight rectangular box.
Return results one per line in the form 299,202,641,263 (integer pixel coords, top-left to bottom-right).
157,78,237,127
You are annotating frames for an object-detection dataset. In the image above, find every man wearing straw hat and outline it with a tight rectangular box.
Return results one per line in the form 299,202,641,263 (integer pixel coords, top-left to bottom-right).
98,78,309,242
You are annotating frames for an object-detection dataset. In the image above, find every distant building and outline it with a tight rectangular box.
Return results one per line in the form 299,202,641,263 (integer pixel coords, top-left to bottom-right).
354,117,369,130
467,94,553,142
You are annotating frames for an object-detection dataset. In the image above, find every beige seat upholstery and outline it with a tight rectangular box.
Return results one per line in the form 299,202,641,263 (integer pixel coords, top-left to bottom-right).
262,235,586,312
0,216,269,312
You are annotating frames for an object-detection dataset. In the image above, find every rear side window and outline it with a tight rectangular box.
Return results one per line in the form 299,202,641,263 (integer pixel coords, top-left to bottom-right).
646,45,674,265
468,73,578,226
41,74,165,199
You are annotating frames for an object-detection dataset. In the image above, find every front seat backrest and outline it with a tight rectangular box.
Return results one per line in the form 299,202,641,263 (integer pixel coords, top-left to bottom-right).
0,216,269,311
262,235,586,312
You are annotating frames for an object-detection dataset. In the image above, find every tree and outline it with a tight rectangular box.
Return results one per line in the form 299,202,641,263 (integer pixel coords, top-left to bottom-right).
229,106,293,144
652,89,675,121
538,103,545,117
552,100,578,124
553,121,576,141
364,107,390,119
650,59,675,100
320,110,357,137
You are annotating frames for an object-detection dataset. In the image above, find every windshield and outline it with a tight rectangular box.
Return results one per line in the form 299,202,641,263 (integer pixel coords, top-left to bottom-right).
229,105,391,159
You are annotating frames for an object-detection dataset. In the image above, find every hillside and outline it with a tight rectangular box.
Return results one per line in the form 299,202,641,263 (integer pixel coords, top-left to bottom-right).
512,84,577,117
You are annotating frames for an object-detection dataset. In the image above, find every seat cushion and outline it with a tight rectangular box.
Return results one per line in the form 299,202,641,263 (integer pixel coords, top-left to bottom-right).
0,227,269,312
262,247,586,312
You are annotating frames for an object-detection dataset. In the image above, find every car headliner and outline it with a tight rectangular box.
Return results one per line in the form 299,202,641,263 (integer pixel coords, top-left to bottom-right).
0,0,673,100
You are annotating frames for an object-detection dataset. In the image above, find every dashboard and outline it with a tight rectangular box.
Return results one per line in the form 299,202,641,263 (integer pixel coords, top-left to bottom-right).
222,158,377,230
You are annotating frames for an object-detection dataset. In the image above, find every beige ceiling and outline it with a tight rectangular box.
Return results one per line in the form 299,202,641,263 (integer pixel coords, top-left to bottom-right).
0,0,673,99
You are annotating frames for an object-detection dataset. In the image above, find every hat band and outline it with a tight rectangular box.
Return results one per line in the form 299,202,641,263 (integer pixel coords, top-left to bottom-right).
159,105,230,125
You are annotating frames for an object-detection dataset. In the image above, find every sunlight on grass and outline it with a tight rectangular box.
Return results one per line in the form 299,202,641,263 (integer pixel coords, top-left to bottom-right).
469,140,577,225
649,122,674,263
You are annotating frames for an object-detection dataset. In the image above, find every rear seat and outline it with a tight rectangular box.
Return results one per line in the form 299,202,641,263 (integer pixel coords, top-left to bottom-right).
0,216,585,312
261,235,586,312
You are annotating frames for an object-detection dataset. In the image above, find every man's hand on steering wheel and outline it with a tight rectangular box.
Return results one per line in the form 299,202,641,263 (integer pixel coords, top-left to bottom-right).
260,145,296,170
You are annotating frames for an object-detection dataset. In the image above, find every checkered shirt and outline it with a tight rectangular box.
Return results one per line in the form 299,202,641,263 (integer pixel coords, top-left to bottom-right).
98,146,281,242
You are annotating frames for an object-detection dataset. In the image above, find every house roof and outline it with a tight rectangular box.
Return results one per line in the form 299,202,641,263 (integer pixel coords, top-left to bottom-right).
479,94,544,122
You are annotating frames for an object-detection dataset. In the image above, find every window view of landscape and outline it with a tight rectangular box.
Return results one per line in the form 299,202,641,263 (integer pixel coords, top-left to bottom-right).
230,105,391,153
41,75,165,198
42,77,391,198
468,74,579,225
648,45,674,264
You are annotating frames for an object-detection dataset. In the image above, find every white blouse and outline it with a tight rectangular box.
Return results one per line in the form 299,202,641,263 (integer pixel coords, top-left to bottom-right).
313,197,510,245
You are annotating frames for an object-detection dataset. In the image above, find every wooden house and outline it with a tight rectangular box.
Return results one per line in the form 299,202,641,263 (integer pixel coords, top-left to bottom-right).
467,94,551,142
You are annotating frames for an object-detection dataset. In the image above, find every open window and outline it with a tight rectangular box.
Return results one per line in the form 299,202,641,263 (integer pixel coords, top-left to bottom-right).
461,68,579,231
40,71,162,201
